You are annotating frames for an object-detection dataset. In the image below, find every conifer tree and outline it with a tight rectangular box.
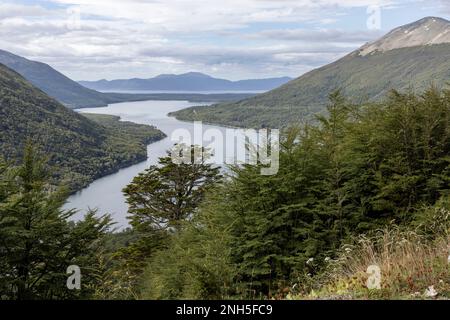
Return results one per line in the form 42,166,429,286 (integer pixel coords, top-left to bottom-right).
123,145,221,232
0,143,111,299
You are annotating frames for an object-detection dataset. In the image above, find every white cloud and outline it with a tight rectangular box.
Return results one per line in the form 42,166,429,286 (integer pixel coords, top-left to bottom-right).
245,28,383,42
439,0,450,14
0,0,427,80
0,3,54,19
47,0,397,32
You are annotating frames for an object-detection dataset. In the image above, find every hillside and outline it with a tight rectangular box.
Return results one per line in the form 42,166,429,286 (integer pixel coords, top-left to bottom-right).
0,49,120,108
0,50,260,108
0,63,165,191
79,72,292,92
172,17,450,128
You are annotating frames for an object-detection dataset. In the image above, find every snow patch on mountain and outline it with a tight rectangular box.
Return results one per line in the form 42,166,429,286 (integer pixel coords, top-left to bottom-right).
359,17,450,56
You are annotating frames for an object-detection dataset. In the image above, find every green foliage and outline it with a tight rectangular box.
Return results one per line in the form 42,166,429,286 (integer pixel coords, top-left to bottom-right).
0,64,165,191
123,146,221,232
0,144,112,299
143,87,449,299
341,87,450,225
292,199,449,300
94,229,168,300
140,189,237,300
96,147,222,299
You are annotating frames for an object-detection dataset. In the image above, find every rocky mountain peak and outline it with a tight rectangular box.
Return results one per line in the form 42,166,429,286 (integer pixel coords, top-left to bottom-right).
359,17,450,56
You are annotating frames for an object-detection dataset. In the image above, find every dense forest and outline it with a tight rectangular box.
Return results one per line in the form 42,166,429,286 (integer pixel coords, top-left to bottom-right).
1,86,448,300
0,63,166,191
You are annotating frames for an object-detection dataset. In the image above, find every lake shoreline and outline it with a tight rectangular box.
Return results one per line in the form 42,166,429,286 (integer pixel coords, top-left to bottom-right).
65,99,216,227
65,98,257,228
71,98,244,195
67,112,167,195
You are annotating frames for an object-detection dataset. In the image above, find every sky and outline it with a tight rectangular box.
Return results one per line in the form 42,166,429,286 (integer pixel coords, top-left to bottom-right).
0,0,449,81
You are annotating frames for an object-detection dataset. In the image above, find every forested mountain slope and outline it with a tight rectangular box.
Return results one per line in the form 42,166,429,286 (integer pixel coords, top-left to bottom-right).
0,63,165,191
172,17,450,128
0,49,119,108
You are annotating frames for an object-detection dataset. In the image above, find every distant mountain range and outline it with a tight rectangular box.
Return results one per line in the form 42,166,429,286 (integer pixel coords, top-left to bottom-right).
172,17,450,128
79,73,292,92
0,50,263,108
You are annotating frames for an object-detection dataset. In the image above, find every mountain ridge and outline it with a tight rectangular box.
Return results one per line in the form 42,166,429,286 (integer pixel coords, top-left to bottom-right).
0,62,165,191
0,49,258,108
359,17,450,56
171,17,450,129
0,49,117,109
79,73,292,92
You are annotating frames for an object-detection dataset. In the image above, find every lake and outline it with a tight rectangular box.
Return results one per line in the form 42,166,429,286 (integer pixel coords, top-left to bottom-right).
63,99,237,229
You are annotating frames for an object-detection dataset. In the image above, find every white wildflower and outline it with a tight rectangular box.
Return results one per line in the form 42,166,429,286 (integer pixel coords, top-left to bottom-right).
424,286,438,298
324,257,331,262
306,258,314,265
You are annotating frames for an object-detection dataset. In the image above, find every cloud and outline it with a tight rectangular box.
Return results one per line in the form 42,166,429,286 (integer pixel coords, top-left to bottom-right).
46,0,397,33
439,0,450,14
245,29,383,43
0,0,424,81
0,3,54,19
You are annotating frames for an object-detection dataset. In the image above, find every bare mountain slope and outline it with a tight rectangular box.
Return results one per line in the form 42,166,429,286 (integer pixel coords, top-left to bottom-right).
360,17,450,55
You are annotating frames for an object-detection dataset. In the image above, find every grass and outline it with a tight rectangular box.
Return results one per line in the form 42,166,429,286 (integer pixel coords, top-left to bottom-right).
288,206,450,300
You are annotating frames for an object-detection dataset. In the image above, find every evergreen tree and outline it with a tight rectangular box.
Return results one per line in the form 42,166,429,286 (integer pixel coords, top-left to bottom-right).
141,189,236,300
342,87,450,227
123,145,222,232
314,90,354,247
0,144,112,299
116,87,450,300
102,145,222,299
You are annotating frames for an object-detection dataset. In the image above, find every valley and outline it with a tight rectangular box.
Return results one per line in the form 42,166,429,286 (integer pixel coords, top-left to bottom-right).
0,10,449,303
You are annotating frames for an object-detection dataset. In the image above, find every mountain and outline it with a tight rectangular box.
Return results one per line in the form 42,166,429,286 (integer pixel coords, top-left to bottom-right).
0,50,259,108
359,17,450,55
0,63,165,191
172,17,450,128
0,49,120,109
79,72,292,92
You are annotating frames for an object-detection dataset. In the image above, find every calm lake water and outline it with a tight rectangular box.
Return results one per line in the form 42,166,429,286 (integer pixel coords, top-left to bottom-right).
63,100,235,229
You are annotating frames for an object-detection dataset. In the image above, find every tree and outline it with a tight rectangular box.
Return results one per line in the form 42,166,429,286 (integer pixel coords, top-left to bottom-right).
0,143,112,300
111,87,450,300
101,145,222,299
123,145,222,232
313,90,357,246
140,186,237,300
167,87,450,298
342,87,450,226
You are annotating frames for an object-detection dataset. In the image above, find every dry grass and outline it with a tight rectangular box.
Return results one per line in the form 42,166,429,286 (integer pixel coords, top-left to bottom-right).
292,206,450,300
321,230,449,299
